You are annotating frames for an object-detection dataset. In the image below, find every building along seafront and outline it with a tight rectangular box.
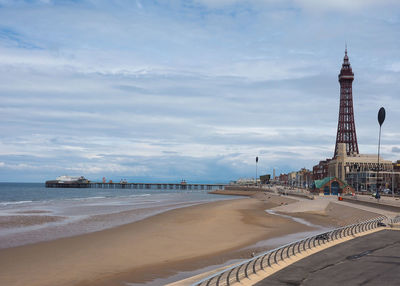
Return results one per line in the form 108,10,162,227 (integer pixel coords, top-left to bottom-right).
327,143,395,192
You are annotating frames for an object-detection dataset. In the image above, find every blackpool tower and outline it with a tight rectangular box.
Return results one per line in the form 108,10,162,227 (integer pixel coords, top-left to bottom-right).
334,48,359,158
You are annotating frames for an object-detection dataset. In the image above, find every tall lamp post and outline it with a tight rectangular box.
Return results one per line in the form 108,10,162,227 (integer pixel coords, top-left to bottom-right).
376,107,386,200
255,156,258,187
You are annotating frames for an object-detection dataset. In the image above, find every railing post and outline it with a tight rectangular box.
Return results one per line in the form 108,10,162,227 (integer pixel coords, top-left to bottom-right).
287,244,292,259
236,264,243,282
260,254,267,270
253,257,260,274
292,242,297,256
226,268,235,286
244,261,250,278
273,249,279,264
302,238,308,251
216,273,224,286
267,252,273,267
205,276,214,286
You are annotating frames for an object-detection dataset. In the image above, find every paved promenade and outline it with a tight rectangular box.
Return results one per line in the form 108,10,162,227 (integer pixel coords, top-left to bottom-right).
255,229,400,286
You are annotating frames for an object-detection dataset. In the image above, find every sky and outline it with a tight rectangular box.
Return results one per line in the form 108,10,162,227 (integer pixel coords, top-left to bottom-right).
0,0,400,183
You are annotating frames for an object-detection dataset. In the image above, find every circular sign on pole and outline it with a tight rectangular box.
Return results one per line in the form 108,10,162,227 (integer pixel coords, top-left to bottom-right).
378,107,386,126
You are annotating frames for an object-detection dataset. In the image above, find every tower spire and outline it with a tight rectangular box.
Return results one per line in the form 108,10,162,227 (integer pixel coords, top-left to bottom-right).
334,48,359,158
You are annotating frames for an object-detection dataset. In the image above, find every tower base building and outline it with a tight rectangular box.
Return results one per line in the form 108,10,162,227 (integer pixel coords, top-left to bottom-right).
328,143,396,192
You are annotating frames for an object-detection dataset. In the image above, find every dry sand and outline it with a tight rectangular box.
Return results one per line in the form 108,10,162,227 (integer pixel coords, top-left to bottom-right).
0,192,382,286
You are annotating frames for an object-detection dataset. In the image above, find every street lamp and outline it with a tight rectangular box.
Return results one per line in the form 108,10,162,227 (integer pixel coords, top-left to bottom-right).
376,107,385,200
255,156,258,187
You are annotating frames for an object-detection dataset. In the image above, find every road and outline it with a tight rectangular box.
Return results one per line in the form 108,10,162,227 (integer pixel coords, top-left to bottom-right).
255,229,400,286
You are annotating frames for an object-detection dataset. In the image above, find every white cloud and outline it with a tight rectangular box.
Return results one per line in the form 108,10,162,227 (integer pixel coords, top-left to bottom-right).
0,0,399,181
387,62,400,73
294,0,400,11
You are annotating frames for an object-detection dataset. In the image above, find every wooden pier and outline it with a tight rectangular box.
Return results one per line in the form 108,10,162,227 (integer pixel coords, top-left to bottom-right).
46,181,225,191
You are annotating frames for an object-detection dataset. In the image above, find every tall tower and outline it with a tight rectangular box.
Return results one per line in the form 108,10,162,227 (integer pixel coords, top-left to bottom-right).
334,48,359,158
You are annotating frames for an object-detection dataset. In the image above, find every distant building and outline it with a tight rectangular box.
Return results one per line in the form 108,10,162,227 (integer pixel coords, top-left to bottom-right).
312,177,354,195
260,174,271,184
295,168,312,188
278,173,288,185
236,178,257,185
328,143,397,192
312,159,331,181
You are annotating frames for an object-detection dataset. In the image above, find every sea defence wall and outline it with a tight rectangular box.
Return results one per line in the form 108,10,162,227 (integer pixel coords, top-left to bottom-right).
276,189,314,200
342,196,400,212
224,185,265,192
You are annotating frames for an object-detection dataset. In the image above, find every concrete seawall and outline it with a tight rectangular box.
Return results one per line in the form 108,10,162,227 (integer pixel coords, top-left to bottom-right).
342,197,400,212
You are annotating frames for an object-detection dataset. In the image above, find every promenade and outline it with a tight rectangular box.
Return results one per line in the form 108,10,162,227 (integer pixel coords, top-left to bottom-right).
255,229,400,286
185,188,400,286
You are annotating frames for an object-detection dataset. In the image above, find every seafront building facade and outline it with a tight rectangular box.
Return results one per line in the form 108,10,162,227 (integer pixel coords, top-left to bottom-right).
312,159,331,180
327,143,398,192
276,168,312,188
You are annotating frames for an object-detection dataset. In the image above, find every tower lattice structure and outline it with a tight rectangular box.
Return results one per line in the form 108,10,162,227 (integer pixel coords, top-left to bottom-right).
334,48,359,158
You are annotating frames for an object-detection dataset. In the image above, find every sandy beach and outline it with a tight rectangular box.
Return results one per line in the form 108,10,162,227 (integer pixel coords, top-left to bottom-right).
0,192,381,286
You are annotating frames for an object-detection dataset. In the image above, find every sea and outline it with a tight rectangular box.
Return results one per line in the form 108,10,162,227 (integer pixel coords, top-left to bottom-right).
0,182,236,249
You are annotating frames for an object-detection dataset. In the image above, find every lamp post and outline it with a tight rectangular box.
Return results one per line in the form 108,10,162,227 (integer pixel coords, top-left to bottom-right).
392,168,395,198
376,107,386,201
255,156,258,187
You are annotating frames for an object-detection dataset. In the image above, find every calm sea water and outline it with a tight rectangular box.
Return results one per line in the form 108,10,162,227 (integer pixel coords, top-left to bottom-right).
0,182,225,204
0,183,236,248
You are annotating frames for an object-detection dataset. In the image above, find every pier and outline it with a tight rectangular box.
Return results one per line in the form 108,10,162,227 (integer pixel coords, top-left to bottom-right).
45,181,225,191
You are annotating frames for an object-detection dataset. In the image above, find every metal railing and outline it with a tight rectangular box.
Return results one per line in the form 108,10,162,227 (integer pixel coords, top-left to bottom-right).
391,215,400,224
192,216,387,286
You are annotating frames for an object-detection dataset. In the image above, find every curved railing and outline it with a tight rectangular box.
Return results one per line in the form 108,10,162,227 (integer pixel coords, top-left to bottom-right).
391,215,400,224
192,216,387,286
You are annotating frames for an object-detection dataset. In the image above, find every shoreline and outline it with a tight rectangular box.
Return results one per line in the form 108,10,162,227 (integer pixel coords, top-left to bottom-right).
0,196,315,286
0,192,382,286
0,192,238,249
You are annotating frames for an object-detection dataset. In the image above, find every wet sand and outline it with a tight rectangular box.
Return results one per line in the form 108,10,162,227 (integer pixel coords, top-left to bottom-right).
0,197,314,286
0,193,381,286
0,215,65,228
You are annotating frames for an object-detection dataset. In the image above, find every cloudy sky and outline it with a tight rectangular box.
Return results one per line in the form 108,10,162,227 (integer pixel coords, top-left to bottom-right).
0,0,400,183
